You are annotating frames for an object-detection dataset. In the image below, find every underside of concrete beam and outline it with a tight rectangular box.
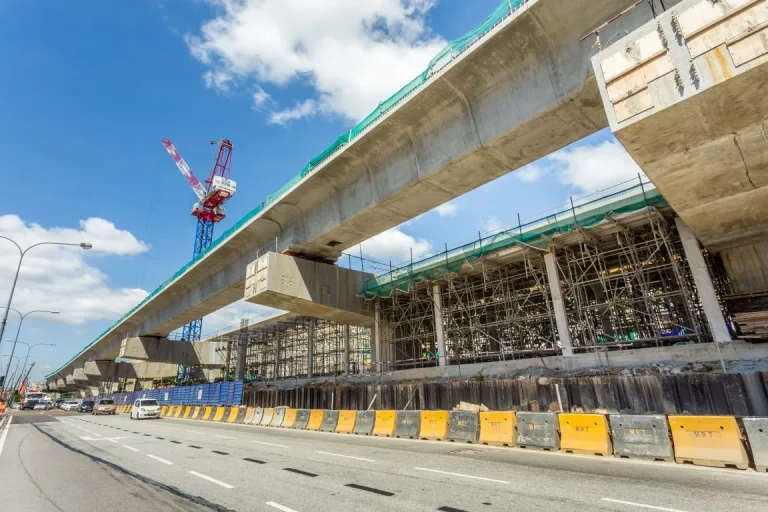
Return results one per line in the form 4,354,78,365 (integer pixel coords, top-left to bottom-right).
118,337,225,366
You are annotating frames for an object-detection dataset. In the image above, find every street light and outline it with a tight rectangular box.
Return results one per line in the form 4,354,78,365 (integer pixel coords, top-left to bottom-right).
0,236,91,348
11,341,55,392
0,308,59,402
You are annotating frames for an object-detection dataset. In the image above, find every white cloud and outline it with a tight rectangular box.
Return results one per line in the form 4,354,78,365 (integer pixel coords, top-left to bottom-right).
352,227,432,265
186,0,446,123
73,329,87,335
269,99,320,125
515,164,546,183
549,140,645,195
483,216,506,235
251,85,271,109
0,215,150,325
433,201,457,217
197,299,283,337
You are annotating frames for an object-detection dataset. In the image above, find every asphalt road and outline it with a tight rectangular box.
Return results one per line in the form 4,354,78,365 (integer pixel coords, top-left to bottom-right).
1,409,767,512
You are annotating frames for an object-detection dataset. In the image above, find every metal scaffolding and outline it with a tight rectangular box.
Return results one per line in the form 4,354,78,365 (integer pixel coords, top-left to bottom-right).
378,208,733,369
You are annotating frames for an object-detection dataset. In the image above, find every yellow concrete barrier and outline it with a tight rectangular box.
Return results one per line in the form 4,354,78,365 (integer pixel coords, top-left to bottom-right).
306,409,324,431
191,406,201,419
559,413,612,456
420,411,449,440
212,406,227,422
260,408,275,426
336,411,357,434
479,411,516,446
166,406,176,417
201,406,213,421
282,409,298,428
669,416,748,469
244,407,257,424
372,410,397,437
160,405,168,416
173,406,185,418
126,405,132,414
182,406,193,419
226,407,240,423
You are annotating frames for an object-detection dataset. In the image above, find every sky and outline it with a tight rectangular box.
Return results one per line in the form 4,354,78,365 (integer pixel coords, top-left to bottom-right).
0,0,644,383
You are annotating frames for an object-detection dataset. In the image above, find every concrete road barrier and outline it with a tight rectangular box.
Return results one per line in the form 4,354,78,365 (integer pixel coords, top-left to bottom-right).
517,412,560,451
448,411,480,443
272,408,286,427
160,406,168,417
201,406,213,421
182,406,193,420
743,417,768,472
320,410,340,432
293,409,311,430
479,411,516,446
243,407,257,424
250,408,264,426
212,406,227,422
395,411,421,439
610,414,673,462
282,409,298,428
165,406,176,417
336,411,357,434
226,407,241,423
559,413,613,456
260,408,275,426
420,411,449,441
354,411,375,435
307,409,324,431
190,406,202,420
173,406,184,419
373,410,396,437
668,416,749,469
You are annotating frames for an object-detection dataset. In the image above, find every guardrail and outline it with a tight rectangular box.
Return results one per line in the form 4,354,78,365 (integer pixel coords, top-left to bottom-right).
157,406,768,473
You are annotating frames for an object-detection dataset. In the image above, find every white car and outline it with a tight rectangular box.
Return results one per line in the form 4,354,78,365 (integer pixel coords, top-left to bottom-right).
130,398,161,420
60,400,79,411
33,402,48,411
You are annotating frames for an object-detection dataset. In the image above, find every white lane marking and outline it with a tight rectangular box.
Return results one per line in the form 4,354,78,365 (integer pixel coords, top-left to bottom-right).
214,434,236,440
266,502,299,512
186,430,206,434
0,416,14,459
413,467,510,484
252,440,289,448
601,498,687,512
147,454,174,465
123,445,140,452
315,451,374,462
189,471,234,489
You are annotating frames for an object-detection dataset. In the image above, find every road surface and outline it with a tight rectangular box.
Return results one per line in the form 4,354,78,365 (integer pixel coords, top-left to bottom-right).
1,409,767,511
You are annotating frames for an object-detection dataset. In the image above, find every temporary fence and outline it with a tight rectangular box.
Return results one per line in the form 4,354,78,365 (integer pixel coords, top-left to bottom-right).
47,0,532,381
96,380,243,407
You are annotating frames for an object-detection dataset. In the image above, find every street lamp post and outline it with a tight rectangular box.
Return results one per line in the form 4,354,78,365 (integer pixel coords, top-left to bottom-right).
0,236,92,351
11,341,56,392
0,308,59,402
1,355,20,400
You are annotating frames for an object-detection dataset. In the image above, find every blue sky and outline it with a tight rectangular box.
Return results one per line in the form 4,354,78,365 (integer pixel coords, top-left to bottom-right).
0,0,643,382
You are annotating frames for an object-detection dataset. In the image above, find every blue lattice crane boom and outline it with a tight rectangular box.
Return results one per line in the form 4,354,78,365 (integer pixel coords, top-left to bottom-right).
161,139,235,380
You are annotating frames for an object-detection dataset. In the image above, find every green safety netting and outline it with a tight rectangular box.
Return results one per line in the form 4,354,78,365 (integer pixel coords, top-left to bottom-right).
47,0,534,378
361,183,668,300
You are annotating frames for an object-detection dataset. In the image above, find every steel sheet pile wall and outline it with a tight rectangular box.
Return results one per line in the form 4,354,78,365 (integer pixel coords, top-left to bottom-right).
242,373,768,416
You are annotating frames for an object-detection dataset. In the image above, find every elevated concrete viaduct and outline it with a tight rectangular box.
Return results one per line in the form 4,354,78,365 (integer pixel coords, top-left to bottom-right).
47,0,768,387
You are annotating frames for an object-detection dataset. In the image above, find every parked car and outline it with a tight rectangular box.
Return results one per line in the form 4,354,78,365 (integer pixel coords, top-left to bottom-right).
130,399,161,420
54,399,66,409
11,402,23,410
33,402,48,411
93,398,117,415
60,400,79,411
22,400,39,411
77,400,94,413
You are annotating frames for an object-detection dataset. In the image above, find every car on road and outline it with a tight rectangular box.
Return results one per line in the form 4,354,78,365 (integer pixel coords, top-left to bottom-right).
77,400,94,413
54,399,66,409
60,400,79,411
93,398,117,415
33,401,50,411
130,399,161,420
22,400,39,410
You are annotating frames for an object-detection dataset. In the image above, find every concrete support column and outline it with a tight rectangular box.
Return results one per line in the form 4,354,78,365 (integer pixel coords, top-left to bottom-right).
432,283,448,367
307,320,314,379
544,251,574,357
236,339,247,380
675,218,732,343
343,325,350,376
374,300,382,372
